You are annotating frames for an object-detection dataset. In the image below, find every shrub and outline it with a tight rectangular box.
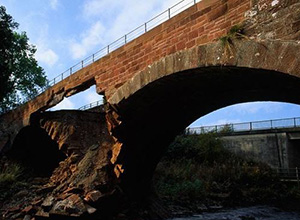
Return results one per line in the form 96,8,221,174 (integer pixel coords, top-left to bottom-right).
0,162,22,186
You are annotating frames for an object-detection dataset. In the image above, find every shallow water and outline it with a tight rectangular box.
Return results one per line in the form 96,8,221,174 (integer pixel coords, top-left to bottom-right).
170,206,300,220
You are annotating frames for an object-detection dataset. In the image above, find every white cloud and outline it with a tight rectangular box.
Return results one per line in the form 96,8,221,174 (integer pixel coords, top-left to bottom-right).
36,48,59,67
85,91,101,103
52,98,75,110
232,102,281,114
83,0,119,18
32,25,59,68
50,0,58,10
74,0,188,60
214,119,241,125
70,21,105,59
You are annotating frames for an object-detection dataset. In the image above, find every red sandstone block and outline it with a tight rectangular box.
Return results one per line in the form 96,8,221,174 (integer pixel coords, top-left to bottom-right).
231,17,244,26
213,29,227,39
237,3,250,14
219,20,232,29
197,0,217,11
176,41,186,50
208,4,228,21
215,17,225,26
191,20,206,31
189,29,199,40
186,40,196,48
179,17,191,26
227,0,245,10
204,22,216,31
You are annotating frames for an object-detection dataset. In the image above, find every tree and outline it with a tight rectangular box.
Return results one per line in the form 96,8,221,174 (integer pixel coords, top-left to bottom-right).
0,6,47,113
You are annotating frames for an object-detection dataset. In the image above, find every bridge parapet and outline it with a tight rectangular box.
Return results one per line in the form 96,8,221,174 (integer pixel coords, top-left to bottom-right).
2,0,300,152
187,117,300,135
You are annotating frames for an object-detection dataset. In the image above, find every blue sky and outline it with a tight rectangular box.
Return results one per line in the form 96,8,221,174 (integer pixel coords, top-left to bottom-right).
1,0,300,127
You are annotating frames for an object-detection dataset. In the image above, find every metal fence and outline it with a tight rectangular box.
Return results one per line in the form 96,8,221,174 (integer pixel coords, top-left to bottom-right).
187,117,300,134
78,100,104,111
7,0,202,113
275,168,300,185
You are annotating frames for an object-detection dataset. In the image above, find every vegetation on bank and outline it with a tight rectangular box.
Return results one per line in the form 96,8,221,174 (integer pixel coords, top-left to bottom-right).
0,159,26,202
153,133,300,212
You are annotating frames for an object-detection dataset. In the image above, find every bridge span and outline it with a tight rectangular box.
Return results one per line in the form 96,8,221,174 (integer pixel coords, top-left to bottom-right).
1,0,300,218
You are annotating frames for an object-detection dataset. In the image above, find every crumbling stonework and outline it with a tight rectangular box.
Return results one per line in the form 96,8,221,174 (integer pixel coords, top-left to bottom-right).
1,109,123,219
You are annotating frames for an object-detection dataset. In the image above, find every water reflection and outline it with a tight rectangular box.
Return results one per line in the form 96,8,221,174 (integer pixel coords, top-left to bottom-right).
170,206,300,220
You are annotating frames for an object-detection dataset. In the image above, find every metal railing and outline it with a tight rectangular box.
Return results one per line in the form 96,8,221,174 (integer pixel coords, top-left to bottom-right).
78,100,103,111
187,117,300,134
8,0,201,112
275,168,300,185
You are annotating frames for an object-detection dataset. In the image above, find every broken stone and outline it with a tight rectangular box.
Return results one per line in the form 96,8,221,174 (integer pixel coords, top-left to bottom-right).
57,193,72,200
90,144,99,151
31,177,49,185
64,187,84,195
69,153,81,163
35,209,50,218
41,196,55,211
31,198,43,206
85,204,97,214
15,190,29,197
23,215,31,220
37,185,56,194
84,190,102,203
50,194,86,216
10,212,22,219
22,205,35,214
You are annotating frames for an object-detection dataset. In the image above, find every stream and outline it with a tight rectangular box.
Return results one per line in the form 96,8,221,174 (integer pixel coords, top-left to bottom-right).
169,206,300,220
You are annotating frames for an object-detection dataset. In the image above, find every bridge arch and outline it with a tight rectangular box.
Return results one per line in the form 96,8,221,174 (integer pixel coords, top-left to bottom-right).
108,39,300,199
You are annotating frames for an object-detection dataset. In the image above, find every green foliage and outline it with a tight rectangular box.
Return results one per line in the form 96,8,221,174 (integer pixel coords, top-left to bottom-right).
219,24,247,57
0,6,46,113
154,133,286,205
218,124,234,134
165,133,230,164
0,162,22,186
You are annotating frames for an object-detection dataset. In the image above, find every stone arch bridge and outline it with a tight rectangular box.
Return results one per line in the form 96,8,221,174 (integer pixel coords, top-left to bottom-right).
1,0,300,218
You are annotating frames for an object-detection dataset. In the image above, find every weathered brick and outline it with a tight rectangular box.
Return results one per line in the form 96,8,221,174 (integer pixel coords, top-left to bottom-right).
189,29,199,40
208,4,228,21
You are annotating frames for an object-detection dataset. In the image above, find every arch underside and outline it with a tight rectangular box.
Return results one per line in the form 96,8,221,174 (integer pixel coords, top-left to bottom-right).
112,66,300,198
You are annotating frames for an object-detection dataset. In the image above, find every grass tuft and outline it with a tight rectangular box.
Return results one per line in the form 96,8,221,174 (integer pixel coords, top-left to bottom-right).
219,24,248,57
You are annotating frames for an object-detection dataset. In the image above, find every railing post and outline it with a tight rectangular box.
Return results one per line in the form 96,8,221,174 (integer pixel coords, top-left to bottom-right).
294,118,297,127
70,67,72,75
194,0,196,4
107,45,110,54
92,54,95,62
296,167,299,187
125,35,127,44
145,23,147,32
250,122,252,131
81,60,83,68
270,120,273,129
61,73,63,81
168,8,171,18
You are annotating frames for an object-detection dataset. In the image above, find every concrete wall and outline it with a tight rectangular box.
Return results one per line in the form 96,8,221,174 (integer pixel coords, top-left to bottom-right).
287,139,300,168
220,132,289,169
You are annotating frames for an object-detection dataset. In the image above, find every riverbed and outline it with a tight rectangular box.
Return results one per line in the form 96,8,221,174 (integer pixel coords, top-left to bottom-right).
169,206,300,220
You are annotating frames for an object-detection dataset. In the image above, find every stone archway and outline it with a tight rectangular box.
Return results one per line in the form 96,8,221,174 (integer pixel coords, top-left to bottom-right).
108,39,300,200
